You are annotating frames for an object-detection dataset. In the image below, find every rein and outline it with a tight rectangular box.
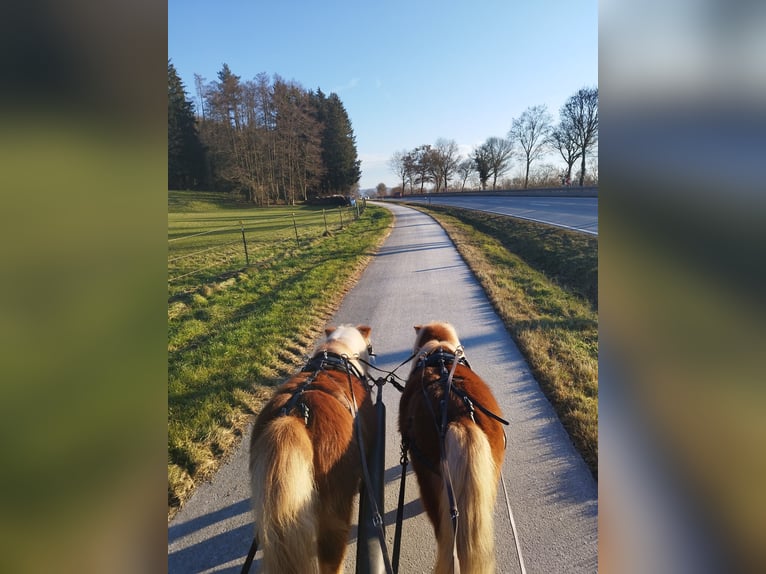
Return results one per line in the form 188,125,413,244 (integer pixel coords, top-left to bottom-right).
341,355,395,574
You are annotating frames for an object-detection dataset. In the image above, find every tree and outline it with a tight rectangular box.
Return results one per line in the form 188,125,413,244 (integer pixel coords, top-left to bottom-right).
561,87,598,186
472,143,492,190
202,63,244,194
456,158,474,191
549,116,582,185
485,136,514,189
411,145,433,193
389,150,410,194
509,105,552,189
193,73,207,121
168,60,205,189
272,77,323,204
315,92,361,194
430,138,460,192
376,182,387,197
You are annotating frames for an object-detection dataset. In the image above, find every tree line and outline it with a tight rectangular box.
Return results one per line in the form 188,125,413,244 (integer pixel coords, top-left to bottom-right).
168,60,361,204
387,87,598,194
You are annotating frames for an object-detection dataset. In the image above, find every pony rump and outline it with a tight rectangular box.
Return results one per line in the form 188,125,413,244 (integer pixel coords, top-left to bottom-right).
401,321,506,574
250,416,319,574
436,423,498,574
249,324,374,574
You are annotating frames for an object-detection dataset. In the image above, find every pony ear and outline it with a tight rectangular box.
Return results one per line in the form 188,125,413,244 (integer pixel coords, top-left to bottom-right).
325,326,337,337
356,325,372,339
414,325,422,333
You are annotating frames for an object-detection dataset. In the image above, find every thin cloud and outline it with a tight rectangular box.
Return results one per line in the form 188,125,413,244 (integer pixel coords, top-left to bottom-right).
332,77,359,93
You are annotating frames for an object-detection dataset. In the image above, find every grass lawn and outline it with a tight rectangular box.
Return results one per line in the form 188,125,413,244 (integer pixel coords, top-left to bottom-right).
167,190,392,516
406,203,598,478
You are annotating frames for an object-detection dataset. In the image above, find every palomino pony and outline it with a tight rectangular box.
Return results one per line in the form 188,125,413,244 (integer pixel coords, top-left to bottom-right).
249,325,376,574
399,322,506,574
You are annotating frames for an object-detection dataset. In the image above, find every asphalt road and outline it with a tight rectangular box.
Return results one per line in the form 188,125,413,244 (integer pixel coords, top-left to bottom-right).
168,202,597,573
397,195,599,235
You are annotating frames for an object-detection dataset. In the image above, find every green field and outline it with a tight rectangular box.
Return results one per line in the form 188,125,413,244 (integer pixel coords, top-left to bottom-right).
169,192,363,299
167,190,392,515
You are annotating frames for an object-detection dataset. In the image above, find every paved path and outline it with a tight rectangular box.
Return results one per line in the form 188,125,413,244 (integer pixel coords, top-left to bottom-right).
168,203,597,573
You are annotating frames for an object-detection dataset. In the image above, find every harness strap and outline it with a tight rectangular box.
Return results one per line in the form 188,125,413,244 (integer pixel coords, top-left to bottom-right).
302,350,366,381
358,351,418,391
441,351,463,574
415,349,471,372
239,535,258,574
446,385,510,426
392,439,409,574
343,357,394,574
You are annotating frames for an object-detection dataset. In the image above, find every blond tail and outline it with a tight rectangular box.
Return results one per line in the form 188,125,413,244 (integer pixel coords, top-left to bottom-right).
434,423,498,574
250,416,319,574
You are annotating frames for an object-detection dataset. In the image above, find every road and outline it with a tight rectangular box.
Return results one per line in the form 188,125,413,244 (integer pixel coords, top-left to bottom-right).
168,202,597,573
397,194,599,235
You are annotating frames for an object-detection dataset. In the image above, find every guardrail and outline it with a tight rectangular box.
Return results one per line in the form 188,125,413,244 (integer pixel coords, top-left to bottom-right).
384,186,598,199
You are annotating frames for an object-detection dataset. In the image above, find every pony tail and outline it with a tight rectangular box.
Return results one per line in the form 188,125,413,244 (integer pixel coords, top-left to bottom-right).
250,416,319,574
439,422,498,574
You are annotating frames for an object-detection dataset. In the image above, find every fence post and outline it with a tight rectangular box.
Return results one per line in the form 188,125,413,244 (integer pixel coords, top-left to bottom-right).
356,202,360,220
291,213,300,246
240,220,250,265
338,206,344,229
323,209,329,234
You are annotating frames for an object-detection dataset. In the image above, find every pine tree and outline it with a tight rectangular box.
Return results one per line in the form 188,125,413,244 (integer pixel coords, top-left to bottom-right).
314,91,361,195
168,60,205,189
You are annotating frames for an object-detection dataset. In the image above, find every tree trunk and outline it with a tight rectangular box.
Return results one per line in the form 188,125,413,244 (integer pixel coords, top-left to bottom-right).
524,159,531,189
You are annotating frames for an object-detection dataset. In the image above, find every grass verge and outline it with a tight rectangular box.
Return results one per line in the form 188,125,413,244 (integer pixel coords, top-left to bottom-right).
168,194,392,517
407,204,598,478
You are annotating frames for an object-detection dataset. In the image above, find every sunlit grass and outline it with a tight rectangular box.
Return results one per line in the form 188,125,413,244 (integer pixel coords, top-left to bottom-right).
168,190,361,299
167,191,392,515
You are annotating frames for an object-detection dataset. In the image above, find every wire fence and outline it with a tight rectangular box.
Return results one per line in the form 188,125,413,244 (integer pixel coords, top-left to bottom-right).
168,200,367,297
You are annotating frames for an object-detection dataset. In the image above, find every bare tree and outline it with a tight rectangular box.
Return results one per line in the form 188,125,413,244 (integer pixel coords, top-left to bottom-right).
193,73,207,121
430,138,460,191
389,150,409,194
485,136,514,189
561,87,598,186
412,144,433,193
509,105,552,189
549,116,582,185
456,158,473,191
528,163,560,187
376,182,387,197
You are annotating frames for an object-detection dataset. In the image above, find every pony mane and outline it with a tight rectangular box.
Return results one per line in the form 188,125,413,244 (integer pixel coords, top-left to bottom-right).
413,321,460,354
319,324,372,374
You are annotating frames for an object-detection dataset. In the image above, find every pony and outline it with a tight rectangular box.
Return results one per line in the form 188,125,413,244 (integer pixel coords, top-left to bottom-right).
249,325,376,574
399,322,506,574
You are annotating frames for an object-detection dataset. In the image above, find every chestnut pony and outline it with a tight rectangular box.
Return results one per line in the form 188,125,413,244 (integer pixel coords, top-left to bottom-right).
399,322,506,574
249,325,375,574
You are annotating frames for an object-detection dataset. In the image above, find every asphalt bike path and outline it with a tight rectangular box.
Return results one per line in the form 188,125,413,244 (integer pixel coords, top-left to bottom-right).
168,202,597,573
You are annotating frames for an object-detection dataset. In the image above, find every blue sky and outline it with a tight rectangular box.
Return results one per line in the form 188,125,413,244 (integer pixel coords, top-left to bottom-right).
169,0,597,190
